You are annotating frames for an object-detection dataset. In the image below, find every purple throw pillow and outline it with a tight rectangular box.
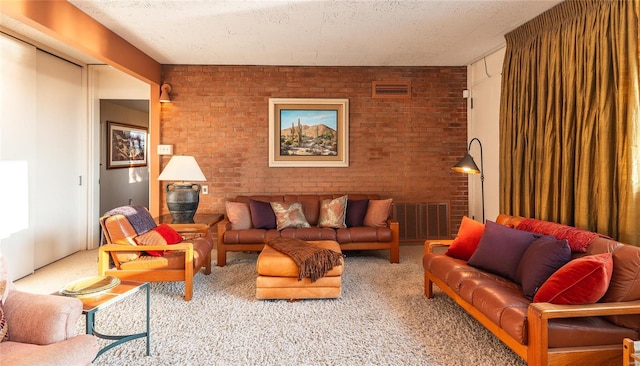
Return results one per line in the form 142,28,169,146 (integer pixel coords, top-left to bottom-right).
346,199,369,227
467,220,541,282
517,237,571,299
249,199,277,230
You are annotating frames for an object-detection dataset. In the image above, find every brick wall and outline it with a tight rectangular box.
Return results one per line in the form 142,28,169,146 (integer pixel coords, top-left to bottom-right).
160,65,468,237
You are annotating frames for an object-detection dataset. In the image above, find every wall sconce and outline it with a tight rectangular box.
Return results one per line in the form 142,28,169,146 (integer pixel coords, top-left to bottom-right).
452,137,485,223
159,83,172,103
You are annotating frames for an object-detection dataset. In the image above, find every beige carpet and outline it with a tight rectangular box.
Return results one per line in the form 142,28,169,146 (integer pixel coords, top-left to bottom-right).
15,246,526,366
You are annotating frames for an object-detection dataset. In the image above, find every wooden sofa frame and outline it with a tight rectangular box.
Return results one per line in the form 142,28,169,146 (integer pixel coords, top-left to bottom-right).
424,240,640,366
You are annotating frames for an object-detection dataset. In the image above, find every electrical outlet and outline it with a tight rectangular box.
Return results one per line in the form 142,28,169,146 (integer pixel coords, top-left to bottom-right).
202,185,208,194
157,144,173,155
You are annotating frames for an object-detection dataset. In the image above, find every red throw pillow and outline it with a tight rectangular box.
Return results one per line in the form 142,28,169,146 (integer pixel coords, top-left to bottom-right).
445,216,485,261
134,224,183,256
533,253,613,305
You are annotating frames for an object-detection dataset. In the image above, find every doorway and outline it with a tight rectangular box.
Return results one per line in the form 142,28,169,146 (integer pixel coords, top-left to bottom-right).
99,99,150,216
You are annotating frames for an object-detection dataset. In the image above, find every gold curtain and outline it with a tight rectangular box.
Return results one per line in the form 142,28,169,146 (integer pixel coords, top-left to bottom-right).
500,0,640,245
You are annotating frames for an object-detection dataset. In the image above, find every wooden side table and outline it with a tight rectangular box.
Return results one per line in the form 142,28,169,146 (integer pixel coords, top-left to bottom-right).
155,213,224,239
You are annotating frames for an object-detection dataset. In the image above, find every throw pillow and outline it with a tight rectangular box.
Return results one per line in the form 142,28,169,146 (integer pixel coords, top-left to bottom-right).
346,199,369,227
318,195,348,228
445,216,485,261
363,198,392,227
533,253,614,305
270,201,311,230
517,237,571,299
134,223,183,256
225,201,252,230
467,220,540,282
249,199,277,230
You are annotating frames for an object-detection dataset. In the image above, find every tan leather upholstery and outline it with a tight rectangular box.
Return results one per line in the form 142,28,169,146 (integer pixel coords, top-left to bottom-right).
98,207,213,301
256,240,343,300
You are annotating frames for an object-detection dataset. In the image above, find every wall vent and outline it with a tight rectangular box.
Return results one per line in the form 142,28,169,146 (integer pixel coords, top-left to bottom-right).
372,80,411,99
392,201,450,243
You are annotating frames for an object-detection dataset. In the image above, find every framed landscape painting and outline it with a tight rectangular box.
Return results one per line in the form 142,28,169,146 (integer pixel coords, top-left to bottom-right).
107,121,148,169
268,98,349,167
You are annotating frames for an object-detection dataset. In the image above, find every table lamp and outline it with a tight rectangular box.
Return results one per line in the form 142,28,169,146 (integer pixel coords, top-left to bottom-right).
157,155,206,223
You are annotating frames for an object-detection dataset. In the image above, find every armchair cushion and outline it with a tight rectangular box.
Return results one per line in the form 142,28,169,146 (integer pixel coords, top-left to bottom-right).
134,223,183,256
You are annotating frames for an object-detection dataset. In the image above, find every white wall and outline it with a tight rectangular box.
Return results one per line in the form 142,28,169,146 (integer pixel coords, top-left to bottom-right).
467,48,505,223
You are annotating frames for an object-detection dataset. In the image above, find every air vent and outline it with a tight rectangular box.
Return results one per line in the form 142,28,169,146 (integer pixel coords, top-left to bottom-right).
372,80,411,99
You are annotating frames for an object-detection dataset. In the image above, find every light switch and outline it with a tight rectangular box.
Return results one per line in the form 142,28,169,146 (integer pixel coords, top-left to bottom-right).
157,145,173,155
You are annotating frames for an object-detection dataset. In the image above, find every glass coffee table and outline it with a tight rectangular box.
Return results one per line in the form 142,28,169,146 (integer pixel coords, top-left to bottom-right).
63,279,151,359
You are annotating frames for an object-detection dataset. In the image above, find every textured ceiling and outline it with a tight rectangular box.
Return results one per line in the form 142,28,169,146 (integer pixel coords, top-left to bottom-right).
63,0,562,67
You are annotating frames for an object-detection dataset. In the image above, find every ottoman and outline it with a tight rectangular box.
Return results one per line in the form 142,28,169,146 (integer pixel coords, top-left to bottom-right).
256,240,344,300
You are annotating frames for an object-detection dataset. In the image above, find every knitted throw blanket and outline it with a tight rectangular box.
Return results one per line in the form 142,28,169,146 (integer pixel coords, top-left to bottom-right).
101,205,157,245
265,237,344,282
516,218,608,253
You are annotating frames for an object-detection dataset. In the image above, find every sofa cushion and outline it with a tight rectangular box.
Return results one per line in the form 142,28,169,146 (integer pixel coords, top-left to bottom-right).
225,201,252,230
517,237,571,299
317,195,347,228
533,253,613,305
445,216,485,261
280,227,337,241
335,227,392,243
249,199,277,230
468,221,540,282
270,202,311,230
223,229,280,244
363,198,392,227
345,199,369,227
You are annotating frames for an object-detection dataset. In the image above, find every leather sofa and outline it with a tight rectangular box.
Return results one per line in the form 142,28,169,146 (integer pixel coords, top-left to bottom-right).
217,194,399,266
423,214,640,366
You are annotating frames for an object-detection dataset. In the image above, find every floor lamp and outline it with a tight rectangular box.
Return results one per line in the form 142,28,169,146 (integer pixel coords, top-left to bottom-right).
452,138,485,223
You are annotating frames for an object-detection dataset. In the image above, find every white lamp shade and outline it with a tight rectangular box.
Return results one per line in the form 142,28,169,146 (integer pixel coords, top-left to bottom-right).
0,161,29,239
157,156,206,182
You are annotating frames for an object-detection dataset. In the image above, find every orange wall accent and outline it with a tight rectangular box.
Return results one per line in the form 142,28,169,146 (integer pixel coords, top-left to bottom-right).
2,0,161,85
161,65,469,236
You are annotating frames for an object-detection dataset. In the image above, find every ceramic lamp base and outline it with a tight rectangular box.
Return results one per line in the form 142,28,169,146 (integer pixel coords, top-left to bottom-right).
165,182,201,223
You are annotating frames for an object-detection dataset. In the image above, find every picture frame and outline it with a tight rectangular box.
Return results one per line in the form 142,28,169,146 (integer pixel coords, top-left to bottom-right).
268,98,349,167
106,121,148,169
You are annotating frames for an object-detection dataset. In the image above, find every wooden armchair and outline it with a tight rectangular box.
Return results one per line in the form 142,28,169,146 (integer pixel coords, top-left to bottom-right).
98,206,213,301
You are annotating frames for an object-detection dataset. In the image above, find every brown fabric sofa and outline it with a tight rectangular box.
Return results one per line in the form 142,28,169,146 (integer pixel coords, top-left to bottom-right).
217,194,399,266
423,214,640,366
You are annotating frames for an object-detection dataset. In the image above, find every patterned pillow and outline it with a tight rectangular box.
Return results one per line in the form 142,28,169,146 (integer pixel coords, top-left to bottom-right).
134,224,183,256
0,280,7,342
270,201,311,230
318,195,348,228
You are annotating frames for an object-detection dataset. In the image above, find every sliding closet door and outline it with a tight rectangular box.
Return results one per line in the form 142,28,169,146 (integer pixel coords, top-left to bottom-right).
0,34,37,279
33,51,86,269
